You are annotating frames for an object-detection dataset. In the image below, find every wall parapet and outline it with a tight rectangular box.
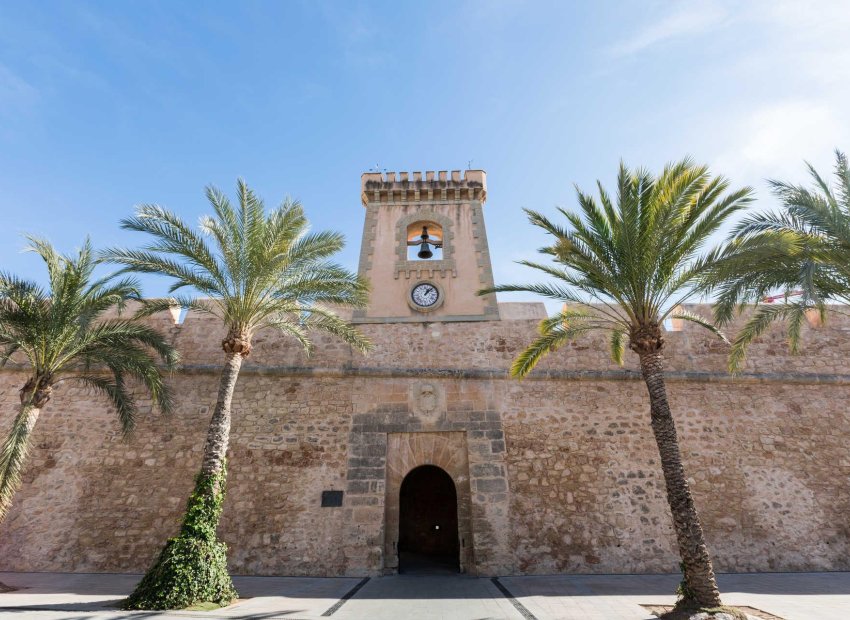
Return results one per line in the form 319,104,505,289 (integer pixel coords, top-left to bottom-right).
361,170,486,206
3,303,849,378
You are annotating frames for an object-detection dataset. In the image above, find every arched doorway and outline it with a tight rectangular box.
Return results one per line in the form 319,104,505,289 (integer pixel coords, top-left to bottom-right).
398,465,460,574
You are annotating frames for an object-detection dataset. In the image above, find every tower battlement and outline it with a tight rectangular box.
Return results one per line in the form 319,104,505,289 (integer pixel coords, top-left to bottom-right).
361,169,486,206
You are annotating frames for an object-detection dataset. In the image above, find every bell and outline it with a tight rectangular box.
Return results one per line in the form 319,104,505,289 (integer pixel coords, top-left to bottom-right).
416,226,433,259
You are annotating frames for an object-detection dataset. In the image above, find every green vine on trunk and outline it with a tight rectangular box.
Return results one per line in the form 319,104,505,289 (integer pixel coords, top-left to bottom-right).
180,463,227,542
123,463,236,610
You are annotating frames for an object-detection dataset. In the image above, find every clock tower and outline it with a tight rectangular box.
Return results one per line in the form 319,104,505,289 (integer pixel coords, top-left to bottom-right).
352,169,500,323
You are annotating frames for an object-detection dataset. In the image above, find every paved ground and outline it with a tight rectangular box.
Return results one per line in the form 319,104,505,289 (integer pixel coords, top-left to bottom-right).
1,571,849,620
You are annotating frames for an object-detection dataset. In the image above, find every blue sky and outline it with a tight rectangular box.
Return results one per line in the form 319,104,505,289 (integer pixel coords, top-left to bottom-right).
1,0,848,303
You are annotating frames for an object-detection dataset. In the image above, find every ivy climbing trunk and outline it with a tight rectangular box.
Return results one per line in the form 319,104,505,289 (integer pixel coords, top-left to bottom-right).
638,350,722,609
0,404,41,523
124,351,244,610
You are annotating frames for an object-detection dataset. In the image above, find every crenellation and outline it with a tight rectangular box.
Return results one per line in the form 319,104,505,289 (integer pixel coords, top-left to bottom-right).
360,169,487,206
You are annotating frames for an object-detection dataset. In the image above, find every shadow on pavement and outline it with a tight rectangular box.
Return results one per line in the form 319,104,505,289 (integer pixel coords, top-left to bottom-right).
2,571,850,604
498,572,850,597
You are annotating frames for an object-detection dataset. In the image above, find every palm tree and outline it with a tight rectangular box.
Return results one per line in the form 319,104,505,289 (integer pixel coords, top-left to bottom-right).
0,237,176,524
105,179,371,610
709,150,850,370
480,159,753,610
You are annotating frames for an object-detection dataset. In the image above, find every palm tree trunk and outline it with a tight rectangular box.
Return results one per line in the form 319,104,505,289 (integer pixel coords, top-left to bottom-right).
181,351,243,535
0,404,41,523
200,352,243,481
638,351,722,609
124,353,242,609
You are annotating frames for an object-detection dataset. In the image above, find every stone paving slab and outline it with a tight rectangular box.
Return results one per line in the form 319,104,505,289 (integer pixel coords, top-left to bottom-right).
331,575,526,620
500,572,850,620
715,572,850,620
1,571,850,620
0,572,360,619
0,572,140,612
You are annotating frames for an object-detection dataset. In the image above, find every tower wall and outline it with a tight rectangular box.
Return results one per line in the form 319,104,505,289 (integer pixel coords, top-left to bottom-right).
354,170,499,323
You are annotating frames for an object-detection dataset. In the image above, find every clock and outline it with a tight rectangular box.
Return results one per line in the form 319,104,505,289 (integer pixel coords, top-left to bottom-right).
411,282,440,309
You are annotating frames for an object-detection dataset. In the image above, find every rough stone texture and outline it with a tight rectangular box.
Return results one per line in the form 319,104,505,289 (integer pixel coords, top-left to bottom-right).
0,303,849,577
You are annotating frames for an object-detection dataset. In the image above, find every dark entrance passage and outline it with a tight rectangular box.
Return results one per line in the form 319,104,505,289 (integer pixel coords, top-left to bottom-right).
398,465,460,574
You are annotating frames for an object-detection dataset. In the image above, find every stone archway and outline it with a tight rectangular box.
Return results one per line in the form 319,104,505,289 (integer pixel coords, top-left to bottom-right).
398,465,459,573
384,432,475,574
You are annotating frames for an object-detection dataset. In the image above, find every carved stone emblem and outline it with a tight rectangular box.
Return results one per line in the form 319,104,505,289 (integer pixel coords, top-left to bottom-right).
409,382,445,423
419,383,437,413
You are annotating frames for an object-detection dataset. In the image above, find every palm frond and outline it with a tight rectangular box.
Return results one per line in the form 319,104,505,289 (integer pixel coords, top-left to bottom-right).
610,329,626,365
101,248,222,296
121,205,228,289
511,317,598,378
668,309,729,344
301,307,372,354
0,406,38,521
1,237,176,415
482,158,750,373
133,296,215,320
105,180,369,357
711,150,850,362
76,374,136,435
727,303,811,372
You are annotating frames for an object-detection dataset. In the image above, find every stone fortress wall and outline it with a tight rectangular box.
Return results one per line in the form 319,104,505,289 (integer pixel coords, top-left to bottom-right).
0,302,848,577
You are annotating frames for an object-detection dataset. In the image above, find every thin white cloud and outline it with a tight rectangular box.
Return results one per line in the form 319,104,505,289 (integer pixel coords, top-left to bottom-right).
610,1,728,56
741,103,841,169
707,0,850,189
756,0,850,87
713,100,848,189
0,63,38,105
0,64,39,139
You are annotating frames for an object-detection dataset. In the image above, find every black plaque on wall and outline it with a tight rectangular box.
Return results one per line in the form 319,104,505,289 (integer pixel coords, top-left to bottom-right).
321,490,343,507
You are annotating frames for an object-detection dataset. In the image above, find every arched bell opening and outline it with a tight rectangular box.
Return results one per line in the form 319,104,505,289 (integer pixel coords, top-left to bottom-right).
406,221,444,260
398,464,460,574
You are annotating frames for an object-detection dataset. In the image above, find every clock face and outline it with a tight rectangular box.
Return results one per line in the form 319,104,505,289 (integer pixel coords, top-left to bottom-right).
411,283,439,308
